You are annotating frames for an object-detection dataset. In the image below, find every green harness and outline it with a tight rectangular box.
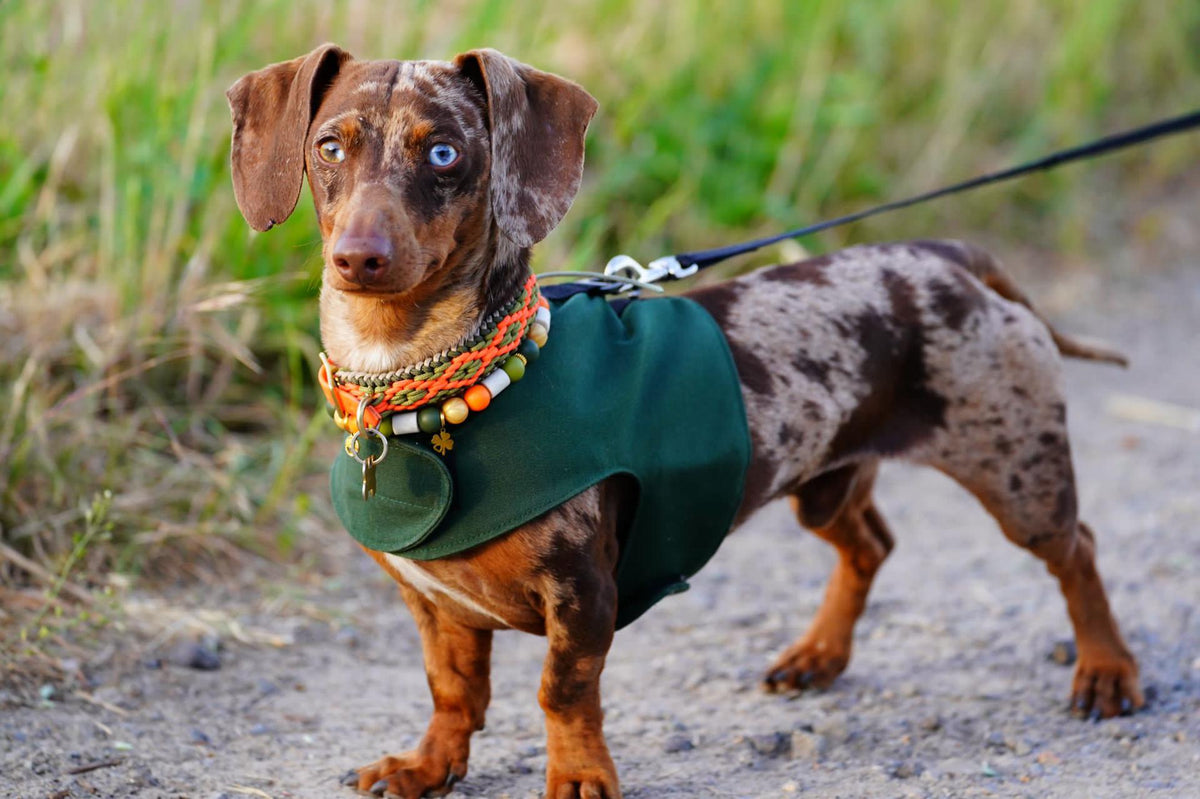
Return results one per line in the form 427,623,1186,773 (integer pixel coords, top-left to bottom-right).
330,293,751,629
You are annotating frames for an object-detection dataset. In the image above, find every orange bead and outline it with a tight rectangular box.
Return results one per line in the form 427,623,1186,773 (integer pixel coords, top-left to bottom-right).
464,384,492,412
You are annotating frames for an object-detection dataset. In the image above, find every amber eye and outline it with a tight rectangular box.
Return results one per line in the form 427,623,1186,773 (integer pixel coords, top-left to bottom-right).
317,139,345,164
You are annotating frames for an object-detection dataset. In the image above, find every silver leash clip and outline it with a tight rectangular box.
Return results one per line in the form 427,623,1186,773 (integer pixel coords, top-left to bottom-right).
603,254,699,287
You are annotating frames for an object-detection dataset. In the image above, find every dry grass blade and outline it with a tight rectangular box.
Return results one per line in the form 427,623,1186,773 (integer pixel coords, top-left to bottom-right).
0,541,94,606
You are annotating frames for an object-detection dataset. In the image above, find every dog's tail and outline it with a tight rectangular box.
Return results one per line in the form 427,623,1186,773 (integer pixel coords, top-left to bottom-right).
930,240,1128,367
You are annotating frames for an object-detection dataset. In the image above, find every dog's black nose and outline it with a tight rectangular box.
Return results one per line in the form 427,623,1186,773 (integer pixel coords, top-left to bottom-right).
332,233,393,286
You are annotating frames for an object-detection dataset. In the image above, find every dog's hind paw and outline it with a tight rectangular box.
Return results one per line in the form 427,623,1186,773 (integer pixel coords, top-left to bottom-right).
1069,654,1144,719
545,771,620,799
761,639,849,693
344,752,465,798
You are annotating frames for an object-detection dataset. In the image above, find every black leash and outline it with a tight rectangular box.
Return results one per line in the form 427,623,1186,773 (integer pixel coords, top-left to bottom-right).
542,107,1200,301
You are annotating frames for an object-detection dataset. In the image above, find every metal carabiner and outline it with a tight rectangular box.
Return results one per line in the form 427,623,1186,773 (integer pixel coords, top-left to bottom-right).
603,253,699,286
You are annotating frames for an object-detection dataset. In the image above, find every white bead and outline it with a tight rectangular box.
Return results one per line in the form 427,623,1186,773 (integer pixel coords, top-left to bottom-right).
481,367,512,398
535,306,551,331
391,411,420,435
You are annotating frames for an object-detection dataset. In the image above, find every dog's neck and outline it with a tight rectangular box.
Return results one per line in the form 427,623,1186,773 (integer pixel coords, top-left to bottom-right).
318,235,530,373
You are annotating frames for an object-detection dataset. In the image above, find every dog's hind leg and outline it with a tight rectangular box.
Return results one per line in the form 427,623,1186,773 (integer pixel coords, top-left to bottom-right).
764,461,894,692
347,587,492,797
924,396,1143,718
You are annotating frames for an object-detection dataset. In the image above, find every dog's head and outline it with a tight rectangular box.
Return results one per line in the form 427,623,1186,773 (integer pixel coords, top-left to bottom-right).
226,45,597,298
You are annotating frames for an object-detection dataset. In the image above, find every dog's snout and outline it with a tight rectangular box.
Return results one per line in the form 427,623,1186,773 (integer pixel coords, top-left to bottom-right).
332,232,394,285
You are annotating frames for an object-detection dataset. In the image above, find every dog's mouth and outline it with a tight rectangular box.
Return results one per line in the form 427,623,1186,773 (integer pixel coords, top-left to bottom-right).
334,285,408,297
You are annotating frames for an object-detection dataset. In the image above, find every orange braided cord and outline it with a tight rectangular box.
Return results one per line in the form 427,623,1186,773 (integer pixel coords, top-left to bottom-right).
323,274,539,419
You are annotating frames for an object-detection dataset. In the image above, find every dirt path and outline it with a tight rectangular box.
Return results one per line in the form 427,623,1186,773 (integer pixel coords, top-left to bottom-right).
3,255,1198,799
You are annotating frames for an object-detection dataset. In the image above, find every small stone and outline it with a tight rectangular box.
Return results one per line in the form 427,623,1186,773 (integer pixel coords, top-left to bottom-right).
781,781,798,793
249,724,272,736
1008,737,1032,756
986,730,1007,749
1036,751,1061,766
335,626,361,649
1049,639,1077,666
190,729,212,746
169,640,221,671
746,732,790,757
890,760,924,779
663,734,694,754
813,713,849,743
919,714,942,733
790,730,826,759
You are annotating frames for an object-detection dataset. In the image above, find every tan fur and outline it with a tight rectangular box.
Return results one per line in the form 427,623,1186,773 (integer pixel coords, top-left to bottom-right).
228,47,1141,799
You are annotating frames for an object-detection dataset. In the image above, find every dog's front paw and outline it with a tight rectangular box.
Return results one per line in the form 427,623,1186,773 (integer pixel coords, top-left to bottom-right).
343,752,464,798
762,638,849,693
1070,654,1144,719
545,766,621,799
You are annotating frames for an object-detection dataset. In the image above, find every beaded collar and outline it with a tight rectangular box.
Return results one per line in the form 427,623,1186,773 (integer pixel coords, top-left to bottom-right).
318,273,550,495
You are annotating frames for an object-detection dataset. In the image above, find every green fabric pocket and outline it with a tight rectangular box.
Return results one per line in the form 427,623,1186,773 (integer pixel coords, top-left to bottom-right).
330,438,453,553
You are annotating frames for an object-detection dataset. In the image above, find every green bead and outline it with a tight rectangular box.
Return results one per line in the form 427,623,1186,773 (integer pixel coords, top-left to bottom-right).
501,355,526,382
417,406,443,434
518,337,540,363
377,414,393,436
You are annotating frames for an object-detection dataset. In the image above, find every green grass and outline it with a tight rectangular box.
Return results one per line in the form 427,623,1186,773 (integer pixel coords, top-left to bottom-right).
1,0,1198,592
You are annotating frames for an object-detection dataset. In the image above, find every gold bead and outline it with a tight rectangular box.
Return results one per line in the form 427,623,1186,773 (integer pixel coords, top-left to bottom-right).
528,322,549,347
443,397,470,425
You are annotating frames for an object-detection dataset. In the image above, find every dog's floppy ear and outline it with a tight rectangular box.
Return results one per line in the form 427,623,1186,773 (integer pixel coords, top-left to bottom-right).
455,49,598,247
226,44,352,231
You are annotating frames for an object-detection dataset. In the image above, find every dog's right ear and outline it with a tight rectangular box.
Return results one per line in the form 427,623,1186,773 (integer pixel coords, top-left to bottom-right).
226,44,352,232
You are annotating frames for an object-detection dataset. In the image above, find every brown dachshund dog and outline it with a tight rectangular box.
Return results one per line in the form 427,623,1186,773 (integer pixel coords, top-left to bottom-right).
227,45,1143,799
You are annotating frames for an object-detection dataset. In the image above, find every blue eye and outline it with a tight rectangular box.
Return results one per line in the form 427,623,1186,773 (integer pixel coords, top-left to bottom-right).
428,143,458,168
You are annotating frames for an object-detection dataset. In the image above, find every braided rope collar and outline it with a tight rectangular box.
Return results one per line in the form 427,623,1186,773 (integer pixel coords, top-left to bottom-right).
318,273,543,432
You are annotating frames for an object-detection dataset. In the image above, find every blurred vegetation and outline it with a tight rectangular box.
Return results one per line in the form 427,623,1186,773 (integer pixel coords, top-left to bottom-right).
1,0,1198,593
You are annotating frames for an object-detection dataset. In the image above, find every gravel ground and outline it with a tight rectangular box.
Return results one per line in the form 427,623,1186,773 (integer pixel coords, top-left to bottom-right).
2,251,1198,799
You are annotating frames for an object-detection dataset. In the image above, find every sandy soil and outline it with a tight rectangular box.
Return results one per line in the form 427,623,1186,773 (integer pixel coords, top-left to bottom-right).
2,251,1198,799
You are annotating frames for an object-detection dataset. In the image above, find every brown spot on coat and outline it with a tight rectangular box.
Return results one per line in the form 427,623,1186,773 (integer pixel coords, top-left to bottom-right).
759,254,833,286
827,270,947,460
688,282,745,330
926,268,985,332
724,339,775,396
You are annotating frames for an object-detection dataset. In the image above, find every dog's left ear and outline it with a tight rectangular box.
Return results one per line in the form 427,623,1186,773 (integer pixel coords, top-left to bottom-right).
455,49,598,247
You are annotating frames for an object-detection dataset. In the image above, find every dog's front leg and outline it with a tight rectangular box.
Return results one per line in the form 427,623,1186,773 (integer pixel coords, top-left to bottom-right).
539,569,621,799
348,588,491,798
